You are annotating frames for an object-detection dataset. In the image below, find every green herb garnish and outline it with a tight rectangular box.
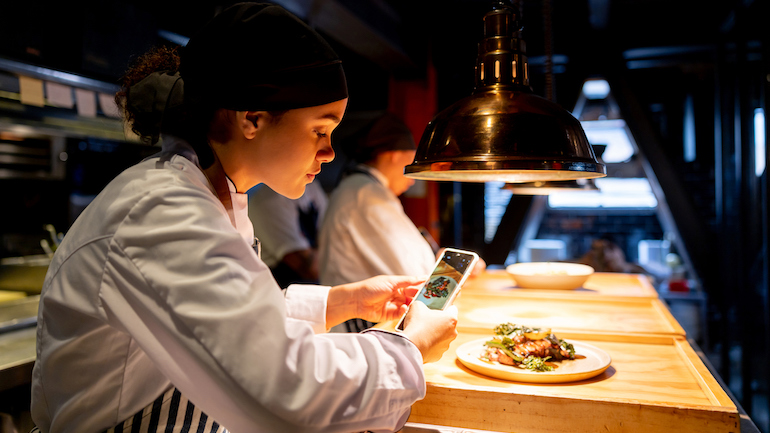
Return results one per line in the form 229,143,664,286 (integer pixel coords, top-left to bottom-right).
523,356,553,372
493,322,544,337
493,323,521,336
558,339,575,358
484,339,524,362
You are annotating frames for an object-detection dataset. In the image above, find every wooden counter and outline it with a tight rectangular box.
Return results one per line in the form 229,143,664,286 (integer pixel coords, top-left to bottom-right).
462,269,659,300
409,331,739,433
0,271,748,432
403,270,742,432
453,293,685,338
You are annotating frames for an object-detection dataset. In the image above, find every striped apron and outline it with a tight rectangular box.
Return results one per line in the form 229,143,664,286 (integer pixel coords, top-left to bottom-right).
28,389,228,433
104,388,228,433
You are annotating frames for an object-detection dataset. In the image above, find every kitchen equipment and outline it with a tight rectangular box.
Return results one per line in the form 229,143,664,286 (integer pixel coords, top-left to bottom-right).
0,254,51,295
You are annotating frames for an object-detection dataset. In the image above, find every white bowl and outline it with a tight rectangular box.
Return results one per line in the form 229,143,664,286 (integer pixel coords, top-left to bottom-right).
505,262,595,290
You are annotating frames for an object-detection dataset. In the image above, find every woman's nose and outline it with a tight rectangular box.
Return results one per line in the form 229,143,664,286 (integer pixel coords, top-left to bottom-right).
317,142,335,163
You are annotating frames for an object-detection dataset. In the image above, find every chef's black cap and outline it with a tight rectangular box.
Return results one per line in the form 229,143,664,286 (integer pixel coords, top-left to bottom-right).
180,2,348,111
349,113,417,162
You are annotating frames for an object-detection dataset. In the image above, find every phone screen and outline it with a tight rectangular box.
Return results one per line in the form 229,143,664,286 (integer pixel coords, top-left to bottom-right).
413,250,474,310
397,249,477,331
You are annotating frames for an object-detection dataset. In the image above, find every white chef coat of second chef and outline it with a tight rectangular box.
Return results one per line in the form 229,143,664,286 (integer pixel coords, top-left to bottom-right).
30,136,425,433
318,165,436,287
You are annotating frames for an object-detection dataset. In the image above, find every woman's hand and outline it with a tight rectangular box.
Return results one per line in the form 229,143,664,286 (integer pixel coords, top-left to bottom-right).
327,275,423,328
328,275,459,362
401,302,458,363
354,275,424,323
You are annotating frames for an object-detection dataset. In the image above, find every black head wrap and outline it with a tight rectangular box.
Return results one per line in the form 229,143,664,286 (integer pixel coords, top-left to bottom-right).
125,71,184,145
180,2,348,111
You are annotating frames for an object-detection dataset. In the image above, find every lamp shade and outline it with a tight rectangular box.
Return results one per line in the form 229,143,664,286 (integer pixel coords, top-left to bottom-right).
405,1,606,182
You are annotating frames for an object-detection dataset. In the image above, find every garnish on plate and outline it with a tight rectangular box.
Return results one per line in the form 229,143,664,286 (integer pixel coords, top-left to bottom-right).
480,323,577,372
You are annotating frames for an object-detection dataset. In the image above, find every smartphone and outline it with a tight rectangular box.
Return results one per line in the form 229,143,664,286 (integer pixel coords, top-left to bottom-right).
396,248,479,331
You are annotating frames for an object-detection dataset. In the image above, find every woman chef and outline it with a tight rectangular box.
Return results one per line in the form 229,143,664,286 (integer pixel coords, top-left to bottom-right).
30,3,458,433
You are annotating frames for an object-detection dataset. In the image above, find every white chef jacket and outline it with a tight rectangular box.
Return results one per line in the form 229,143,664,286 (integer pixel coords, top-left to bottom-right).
318,165,436,287
248,181,327,268
31,136,425,433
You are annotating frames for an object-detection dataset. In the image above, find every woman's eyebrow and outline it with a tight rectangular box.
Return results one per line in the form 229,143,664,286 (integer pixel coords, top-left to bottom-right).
318,113,342,123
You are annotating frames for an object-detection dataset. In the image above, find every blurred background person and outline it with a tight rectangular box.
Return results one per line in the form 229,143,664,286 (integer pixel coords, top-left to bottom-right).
575,236,654,278
319,112,484,332
248,179,327,287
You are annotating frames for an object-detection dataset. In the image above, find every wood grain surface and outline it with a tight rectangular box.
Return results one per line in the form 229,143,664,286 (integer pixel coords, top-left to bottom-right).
409,331,739,433
453,292,685,337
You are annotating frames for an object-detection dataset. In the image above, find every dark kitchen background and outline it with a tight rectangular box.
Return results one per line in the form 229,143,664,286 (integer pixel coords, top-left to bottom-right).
0,0,767,431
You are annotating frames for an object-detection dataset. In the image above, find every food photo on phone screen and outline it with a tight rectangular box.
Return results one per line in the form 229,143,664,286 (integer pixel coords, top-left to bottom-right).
416,250,474,309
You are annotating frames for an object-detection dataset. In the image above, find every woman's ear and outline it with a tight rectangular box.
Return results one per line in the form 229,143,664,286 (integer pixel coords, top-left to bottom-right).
241,111,262,139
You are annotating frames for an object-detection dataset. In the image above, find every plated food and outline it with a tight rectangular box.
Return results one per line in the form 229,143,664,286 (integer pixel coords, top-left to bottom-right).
481,323,576,372
456,323,612,383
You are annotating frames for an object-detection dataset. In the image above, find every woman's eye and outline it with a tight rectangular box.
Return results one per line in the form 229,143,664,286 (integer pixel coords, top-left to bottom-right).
315,130,328,138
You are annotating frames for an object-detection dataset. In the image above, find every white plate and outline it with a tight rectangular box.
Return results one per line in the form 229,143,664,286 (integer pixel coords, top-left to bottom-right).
506,262,594,290
456,338,611,383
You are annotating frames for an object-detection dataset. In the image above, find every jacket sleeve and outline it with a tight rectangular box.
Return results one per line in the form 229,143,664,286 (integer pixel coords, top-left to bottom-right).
284,283,330,334
99,183,425,433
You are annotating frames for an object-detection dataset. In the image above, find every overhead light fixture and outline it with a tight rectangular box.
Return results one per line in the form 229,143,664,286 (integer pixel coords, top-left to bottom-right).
581,79,611,100
502,178,600,195
405,1,606,182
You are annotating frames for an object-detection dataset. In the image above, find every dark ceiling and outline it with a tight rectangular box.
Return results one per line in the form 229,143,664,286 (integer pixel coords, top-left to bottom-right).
0,0,765,112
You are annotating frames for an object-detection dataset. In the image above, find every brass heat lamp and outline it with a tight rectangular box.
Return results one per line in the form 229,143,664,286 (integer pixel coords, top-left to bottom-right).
405,1,606,182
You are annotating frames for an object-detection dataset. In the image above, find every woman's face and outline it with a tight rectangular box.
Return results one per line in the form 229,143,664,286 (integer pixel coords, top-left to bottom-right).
249,99,347,198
